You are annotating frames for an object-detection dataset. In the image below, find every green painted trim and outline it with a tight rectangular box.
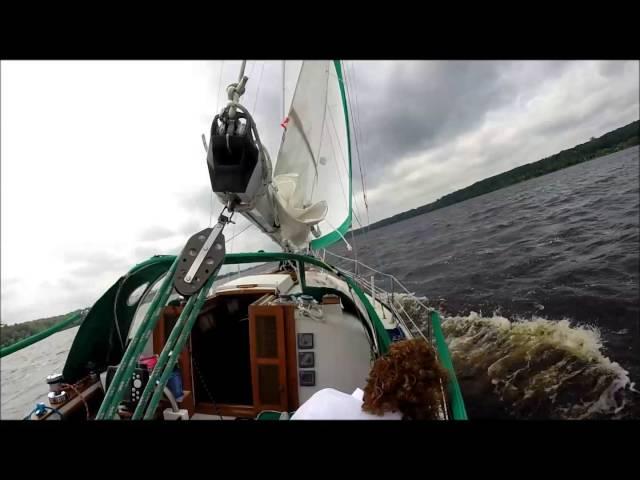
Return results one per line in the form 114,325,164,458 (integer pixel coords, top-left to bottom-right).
127,255,176,275
431,310,468,420
97,257,180,419
296,260,306,289
310,60,352,250
0,312,83,358
132,292,200,419
142,272,219,419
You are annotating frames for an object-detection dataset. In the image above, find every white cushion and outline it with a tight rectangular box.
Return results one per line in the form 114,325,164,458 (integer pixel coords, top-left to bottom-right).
290,388,402,420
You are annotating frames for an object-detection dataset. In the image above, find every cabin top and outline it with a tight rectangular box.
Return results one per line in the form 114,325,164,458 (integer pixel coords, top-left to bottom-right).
216,274,294,295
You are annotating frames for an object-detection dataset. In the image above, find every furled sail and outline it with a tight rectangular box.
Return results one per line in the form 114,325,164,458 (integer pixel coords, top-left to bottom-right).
274,60,352,251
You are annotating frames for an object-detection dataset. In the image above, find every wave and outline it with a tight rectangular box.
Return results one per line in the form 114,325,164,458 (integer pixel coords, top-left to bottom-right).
394,295,638,419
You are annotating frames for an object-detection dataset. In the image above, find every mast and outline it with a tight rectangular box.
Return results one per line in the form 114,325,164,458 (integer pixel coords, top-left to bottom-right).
200,60,352,253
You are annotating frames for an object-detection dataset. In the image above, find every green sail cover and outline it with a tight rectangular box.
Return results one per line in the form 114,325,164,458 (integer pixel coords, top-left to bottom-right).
310,60,352,250
62,255,175,383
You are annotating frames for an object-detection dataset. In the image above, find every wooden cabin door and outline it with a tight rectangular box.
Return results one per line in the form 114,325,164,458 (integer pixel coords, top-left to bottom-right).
248,303,289,412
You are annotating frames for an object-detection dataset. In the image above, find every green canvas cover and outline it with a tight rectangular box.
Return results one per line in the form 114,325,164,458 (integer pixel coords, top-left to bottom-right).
62,255,175,383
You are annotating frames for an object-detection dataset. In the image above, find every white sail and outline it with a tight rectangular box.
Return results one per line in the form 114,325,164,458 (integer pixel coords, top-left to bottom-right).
273,60,352,251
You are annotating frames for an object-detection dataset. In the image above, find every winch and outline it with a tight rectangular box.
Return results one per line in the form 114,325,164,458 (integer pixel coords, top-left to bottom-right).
46,373,68,405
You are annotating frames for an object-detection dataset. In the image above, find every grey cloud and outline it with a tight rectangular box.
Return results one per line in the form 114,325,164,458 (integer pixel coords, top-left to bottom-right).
67,251,131,279
167,242,186,255
598,60,630,78
132,244,166,262
347,61,574,186
68,261,129,279
62,250,97,264
2,277,20,287
180,185,215,216
180,218,205,235
1,277,21,294
360,61,638,222
138,225,176,242
0,278,21,303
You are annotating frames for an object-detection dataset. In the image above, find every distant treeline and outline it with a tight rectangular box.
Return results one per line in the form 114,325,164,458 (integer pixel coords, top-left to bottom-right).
0,263,267,349
354,120,639,235
0,309,86,348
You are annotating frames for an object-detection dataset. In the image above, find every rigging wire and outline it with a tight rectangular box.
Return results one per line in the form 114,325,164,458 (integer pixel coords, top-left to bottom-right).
343,61,389,272
349,61,369,194
349,61,370,218
343,62,370,228
227,223,253,243
252,61,266,113
324,70,364,257
209,60,225,228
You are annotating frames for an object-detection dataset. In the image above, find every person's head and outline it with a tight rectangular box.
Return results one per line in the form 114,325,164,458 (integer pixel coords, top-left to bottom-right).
362,339,448,420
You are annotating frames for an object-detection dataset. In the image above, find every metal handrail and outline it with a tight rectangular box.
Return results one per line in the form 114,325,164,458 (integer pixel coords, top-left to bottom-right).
323,250,434,340
324,250,433,307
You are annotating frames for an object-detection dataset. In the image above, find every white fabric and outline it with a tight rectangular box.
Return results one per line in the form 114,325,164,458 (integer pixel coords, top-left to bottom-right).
274,174,328,224
290,388,402,420
272,173,328,250
274,61,351,250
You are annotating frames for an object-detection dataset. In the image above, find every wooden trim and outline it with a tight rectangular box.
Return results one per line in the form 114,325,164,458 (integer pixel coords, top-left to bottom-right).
214,289,275,298
152,305,193,409
254,357,282,366
152,310,164,355
195,290,272,317
249,304,288,412
255,294,276,307
283,304,299,409
41,381,103,420
196,402,256,418
322,294,341,305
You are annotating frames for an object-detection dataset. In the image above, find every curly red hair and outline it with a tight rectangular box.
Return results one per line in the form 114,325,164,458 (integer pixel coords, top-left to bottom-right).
362,339,448,420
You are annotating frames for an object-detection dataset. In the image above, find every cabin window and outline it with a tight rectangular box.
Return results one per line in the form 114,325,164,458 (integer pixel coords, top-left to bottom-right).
255,315,278,358
126,283,148,306
128,273,181,340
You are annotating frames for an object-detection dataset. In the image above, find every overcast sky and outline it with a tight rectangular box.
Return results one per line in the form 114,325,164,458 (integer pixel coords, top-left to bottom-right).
1,60,638,325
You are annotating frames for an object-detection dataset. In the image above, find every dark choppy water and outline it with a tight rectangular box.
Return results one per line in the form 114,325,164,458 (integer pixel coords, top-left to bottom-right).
331,146,640,419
